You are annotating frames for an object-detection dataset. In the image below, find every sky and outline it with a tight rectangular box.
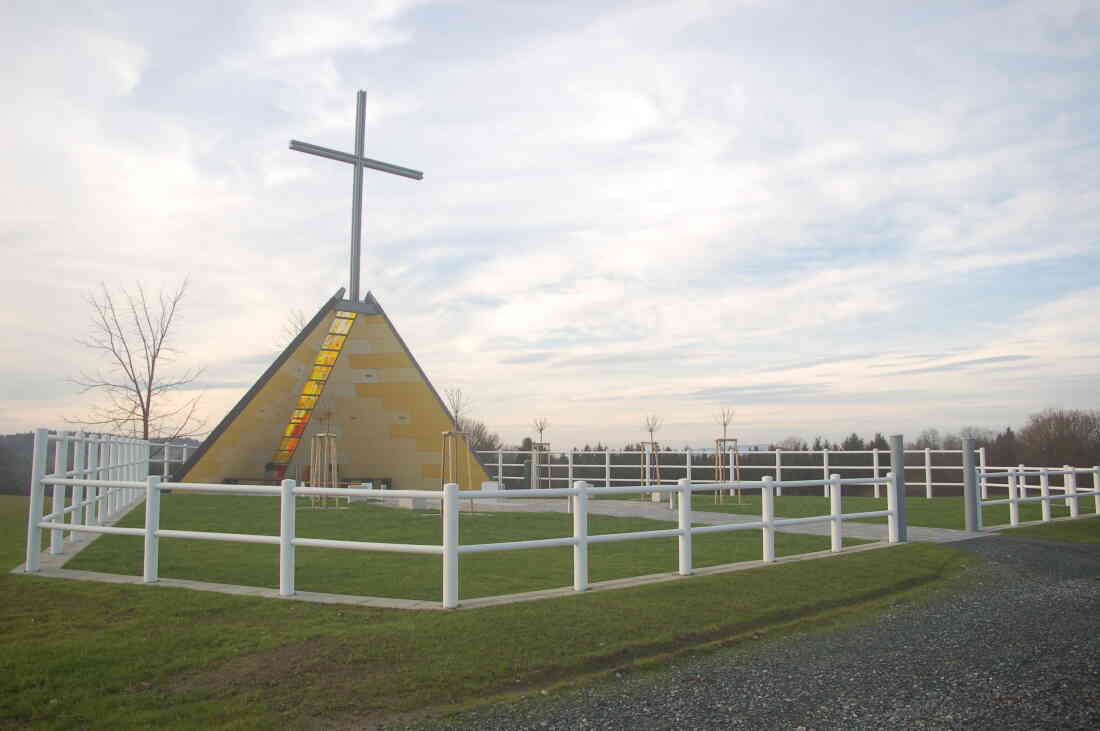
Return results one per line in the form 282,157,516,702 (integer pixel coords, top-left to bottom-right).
1,0,1098,449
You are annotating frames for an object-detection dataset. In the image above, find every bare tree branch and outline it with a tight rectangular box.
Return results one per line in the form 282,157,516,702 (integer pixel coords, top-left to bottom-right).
67,278,206,440
715,407,735,440
642,414,663,444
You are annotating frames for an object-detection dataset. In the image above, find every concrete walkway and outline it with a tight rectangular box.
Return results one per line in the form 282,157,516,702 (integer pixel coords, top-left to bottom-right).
467,498,990,544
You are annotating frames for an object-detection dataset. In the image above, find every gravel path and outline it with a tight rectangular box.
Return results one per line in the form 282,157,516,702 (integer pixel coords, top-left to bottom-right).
403,535,1100,730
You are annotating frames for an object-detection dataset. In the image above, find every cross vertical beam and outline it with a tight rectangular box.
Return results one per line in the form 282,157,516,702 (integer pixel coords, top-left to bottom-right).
350,91,365,303
289,90,423,303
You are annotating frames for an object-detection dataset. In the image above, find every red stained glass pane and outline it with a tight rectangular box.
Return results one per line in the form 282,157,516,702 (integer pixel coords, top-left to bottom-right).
279,437,299,452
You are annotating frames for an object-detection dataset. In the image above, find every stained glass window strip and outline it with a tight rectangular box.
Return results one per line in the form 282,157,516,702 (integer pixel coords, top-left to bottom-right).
269,311,357,479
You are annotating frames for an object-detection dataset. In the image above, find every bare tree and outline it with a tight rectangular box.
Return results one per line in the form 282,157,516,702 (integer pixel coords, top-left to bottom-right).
533,417,549,443
70,280,205,440
464,419,502,452
642,414,663,443
276,308,310,351
444,387,470,431
715,407,735,440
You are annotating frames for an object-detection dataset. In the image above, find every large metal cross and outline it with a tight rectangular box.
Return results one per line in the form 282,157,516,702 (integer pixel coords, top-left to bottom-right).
289,90,423,302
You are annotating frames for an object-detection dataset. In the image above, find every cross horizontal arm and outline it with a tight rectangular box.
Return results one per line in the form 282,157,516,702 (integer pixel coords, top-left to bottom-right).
289,140,424,180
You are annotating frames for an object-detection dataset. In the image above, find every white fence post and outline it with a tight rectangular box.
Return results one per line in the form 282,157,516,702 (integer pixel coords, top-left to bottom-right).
1018,463,1028,505
143,475,161,583
50,431,68,554
677,478,692,576
886,471,899,543
979,447,988,499
822,449,830,497
25,428,49,572
924,448,933,499
872,448,880,499
889,435,908,542
567,450,574,489
1040,469,1051,522
86,435,99,526
728,448,735,496
70,432,85,543
496,449,503,486
962,440,979,533
98,438,110,523
604,449,611,488
1094,467,1100,515
1008,468,1020,526
830,473,842,552
573,481,588,592
761,476,775,562
1065,466,1079,518
442,482,460,609
774,448,783,496
280,479,296,596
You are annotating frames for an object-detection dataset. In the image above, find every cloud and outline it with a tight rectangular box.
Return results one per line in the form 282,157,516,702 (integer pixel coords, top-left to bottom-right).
879,355,1036,377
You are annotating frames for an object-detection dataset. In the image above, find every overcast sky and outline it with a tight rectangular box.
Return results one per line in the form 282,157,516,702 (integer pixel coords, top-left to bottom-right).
1,0,1097,449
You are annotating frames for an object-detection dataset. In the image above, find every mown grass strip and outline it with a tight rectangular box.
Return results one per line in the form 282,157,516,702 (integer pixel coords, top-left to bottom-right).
2,495,975,730
996,515,1100,543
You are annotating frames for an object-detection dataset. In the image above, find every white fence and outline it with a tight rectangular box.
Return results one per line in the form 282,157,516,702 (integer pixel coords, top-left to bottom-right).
478,447,984,499
22,429,194,563
24,429,905,609
977,466,1100,529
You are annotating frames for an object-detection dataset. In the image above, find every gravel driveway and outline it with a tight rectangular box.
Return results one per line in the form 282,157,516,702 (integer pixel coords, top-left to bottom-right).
405,534,1100,730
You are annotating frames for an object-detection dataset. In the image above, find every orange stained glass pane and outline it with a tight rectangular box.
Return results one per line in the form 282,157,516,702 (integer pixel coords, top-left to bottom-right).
303,380,323,396
334,311,358,320
272,451,292,463
322,334,346,350
296,395,318,410
315,350,338,366
310,365,332,381
329,318,353,335
291,409,311,423
284,423,306,438
279,437,300,452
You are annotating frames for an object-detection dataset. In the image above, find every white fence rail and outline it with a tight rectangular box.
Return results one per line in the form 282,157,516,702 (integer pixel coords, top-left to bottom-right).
976,466,1100,529
23,429,194,566
477,447,985,499
24,429,906,609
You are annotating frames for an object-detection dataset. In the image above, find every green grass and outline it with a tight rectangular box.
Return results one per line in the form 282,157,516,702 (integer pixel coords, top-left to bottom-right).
997,515,1100,543
65,494,858,600
1,494,977,729
689,493,1089,530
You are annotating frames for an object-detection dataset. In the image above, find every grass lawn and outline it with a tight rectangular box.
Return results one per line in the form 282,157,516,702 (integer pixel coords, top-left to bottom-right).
997,515,1100,543
688,493,1090,531
2,494,977,729
64,494,860,601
